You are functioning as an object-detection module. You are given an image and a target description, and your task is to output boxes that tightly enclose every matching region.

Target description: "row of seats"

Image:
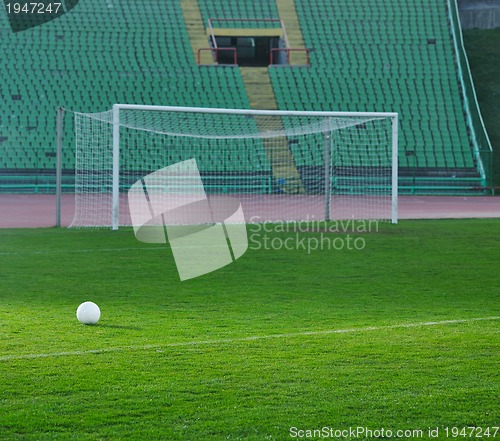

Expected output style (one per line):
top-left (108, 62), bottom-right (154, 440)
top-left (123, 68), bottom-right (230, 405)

top-left (270, 0), bottom-right (477, 174)
top-left (271, 66), bottom-right (473, 169)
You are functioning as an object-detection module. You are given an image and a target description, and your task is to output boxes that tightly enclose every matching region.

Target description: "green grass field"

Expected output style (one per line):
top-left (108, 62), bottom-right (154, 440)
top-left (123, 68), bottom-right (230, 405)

top-left (1, 220), bottom-right (499, 440)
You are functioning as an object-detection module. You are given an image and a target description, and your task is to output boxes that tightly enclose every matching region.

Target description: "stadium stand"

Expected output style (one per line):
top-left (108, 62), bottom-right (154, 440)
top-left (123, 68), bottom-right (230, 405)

top-left (0, 0), bottom-right (492, 193)
top-left (271, 0), bottom-right (486, 191)
top-left (0, 1), bottom-right (257, 191)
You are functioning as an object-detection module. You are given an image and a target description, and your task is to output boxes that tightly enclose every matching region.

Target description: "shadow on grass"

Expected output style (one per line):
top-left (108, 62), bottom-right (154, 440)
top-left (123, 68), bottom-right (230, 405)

top-left (94, 323), bottom-right (143, 331)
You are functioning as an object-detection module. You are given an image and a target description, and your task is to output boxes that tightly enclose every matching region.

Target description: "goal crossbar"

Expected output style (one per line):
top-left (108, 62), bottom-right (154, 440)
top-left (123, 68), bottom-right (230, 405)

top-left (113, 104), bottom-right (398, 119)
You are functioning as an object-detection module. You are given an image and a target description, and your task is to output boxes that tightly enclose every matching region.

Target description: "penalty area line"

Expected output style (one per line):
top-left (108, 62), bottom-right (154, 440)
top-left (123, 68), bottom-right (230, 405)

top-left (1, 316), bottom-right (498, 362)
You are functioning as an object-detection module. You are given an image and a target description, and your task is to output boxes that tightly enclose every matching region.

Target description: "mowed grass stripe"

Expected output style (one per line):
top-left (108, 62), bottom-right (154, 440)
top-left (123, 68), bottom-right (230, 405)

top-left (2, 316), bottom-right (497, 362)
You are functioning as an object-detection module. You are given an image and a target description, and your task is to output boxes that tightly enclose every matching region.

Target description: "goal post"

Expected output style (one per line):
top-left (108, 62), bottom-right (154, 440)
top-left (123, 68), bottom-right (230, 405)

top-left (69, 105), bottom-right (398, 228)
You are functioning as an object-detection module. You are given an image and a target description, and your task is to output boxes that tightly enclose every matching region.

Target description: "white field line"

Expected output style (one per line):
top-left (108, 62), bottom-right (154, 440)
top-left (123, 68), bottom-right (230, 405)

top-left (0, 244), bottom-right (238, 256)
top-left (1, 316), bottom-right (498, 362)
top-left (0, 246), bottom-right (167, 256)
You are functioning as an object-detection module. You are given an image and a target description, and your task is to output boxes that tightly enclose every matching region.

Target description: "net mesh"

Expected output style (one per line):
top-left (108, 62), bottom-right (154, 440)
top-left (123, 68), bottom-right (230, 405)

top-left (69, 107), bottom-right (396, 227)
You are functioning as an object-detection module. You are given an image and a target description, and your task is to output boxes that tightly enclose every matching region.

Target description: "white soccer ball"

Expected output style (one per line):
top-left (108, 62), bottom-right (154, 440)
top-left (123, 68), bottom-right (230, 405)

top-left (76, 301), bottom-right (101, 325)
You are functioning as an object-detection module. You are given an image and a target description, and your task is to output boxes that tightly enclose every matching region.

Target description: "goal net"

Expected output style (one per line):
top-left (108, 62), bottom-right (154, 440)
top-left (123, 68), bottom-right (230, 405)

top-left (68, 105), bottom-right (398, 228)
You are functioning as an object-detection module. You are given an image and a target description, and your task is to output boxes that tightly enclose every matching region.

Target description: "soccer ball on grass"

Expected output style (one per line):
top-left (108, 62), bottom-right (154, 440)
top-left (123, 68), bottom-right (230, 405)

top-left (76, 301), bottom-right (101, 325)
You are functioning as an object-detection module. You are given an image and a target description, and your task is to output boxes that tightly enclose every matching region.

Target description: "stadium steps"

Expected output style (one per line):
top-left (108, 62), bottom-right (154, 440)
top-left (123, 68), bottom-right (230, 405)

top-left (179, 0), bottom-right (208, 64)
top-left (240, 67), bottom-right (304, 194)
top-left (275, 0), bottom-right (309, 65)
top-left (261, 134), bottom-right (305, 194)
top-left (240, 67), bottom-right (277, 110)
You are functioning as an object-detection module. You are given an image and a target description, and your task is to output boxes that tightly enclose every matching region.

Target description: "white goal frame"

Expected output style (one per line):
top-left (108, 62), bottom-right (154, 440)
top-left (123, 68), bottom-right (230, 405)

top-left (62, 104), bottom-right (398, 228)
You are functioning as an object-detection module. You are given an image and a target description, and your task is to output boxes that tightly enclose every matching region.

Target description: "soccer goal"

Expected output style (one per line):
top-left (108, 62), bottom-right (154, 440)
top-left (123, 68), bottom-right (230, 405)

top-left (65, 105), bottom-right (398, 228)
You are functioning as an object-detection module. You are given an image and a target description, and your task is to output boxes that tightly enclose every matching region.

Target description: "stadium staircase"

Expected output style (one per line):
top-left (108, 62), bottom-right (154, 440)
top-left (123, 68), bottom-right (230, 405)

top-left (275, 0), bottom-right (309, 65)
top-left (240, 68), bottom-right (305, 194)
top-left (180, 0), bottom-right (208, 64)
top-left (193, 0), bottom-right (305, 193)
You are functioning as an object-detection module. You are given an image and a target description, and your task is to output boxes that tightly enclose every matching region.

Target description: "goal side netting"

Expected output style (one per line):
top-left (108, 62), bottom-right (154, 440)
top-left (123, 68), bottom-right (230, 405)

top-left (68, 105), bottom-right (398, 228)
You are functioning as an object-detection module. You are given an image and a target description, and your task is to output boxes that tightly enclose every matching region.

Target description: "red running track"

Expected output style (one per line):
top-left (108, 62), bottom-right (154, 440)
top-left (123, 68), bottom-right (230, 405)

top-left (0, 194), bottom-right (500, 228)
top-left (0, 194), bottom-right (498, 228)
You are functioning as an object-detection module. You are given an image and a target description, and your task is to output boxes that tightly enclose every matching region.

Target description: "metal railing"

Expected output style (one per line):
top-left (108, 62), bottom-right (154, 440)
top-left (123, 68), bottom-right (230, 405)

top-left (448, 0), bottom-right (494, 191)
top-left (270, 48), bottom-right (311, 66)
